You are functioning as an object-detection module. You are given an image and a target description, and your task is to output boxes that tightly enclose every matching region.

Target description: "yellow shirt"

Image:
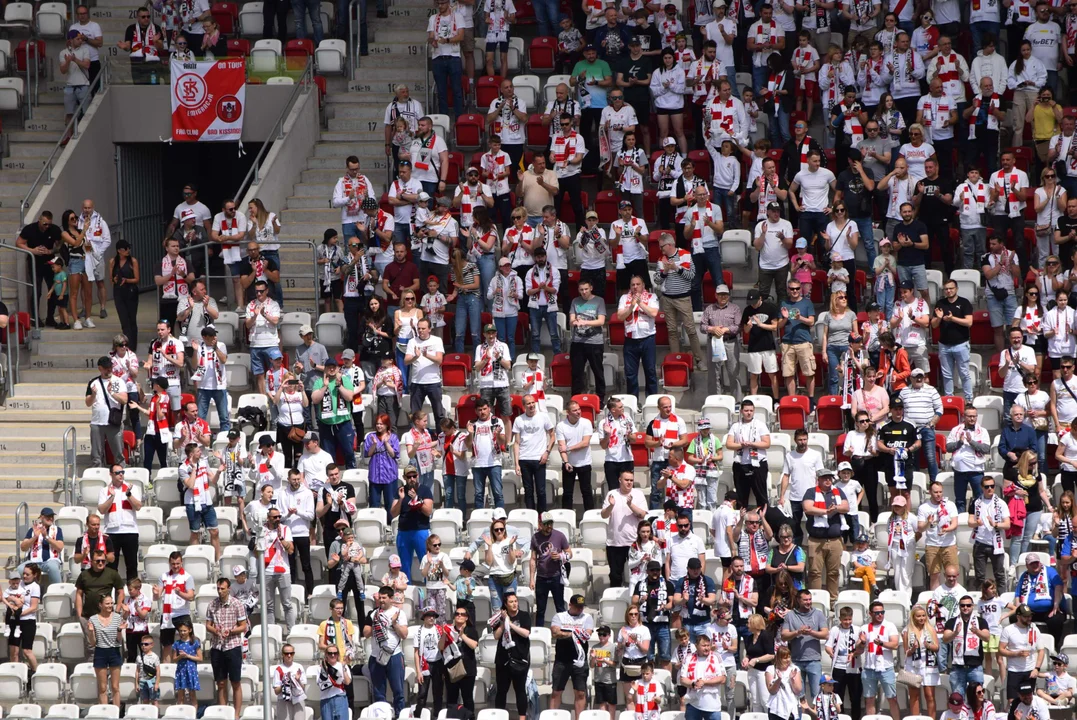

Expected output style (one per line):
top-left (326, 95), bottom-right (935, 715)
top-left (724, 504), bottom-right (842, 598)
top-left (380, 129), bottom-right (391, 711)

top-left (1033, 103), bottom-right (1059, 142)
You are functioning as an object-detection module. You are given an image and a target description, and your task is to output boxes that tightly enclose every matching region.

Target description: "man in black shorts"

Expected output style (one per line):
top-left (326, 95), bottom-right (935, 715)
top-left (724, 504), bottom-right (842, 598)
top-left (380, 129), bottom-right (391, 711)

top-left (876, 399), bottom-right (920, 502)
top-left (549, 593), bottom-right (595, 717)
top-left (205, 577), bottom-right (248, 714)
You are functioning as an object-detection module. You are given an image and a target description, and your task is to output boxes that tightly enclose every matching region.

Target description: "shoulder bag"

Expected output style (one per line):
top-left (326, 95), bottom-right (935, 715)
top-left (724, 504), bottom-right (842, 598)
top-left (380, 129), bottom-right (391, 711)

top-left (100, 378), bottom-right (123, 427)
top-left (1026, 392), bottom-right (1049, 431)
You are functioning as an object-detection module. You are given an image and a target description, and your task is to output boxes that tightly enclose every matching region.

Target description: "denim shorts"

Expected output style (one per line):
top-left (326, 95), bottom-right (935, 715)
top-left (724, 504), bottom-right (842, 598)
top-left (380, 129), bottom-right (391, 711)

top-left (227, 261), bottom-right (245, 277)
top-left (93, 646), bottom-right (123, 669)
top-left (250, 345), bottom-right (283, 375)
top-left (986, 292), bottom-right (1017, 328)
top-left (896, 264), bottom-right (928, 291)
top-left (186, 503), bottom-right (219, 531)
top-left (486, 40), bottom-right (508, 51)
top-left (69, 256), bottom-right (85, 275)
top-left (862, 667), bottom-right (897, 698)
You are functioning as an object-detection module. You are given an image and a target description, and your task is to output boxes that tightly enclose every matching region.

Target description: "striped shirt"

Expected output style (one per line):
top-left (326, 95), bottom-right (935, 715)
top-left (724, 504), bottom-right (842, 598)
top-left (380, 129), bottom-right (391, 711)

top-left (657, 249), bottom-right (695, 298)
top-left (897, 384), bottom-right (943, 428)
top-left (455, 262), bottom-right (480, 296)
top-left (90, 612), bottom-right (123, 649)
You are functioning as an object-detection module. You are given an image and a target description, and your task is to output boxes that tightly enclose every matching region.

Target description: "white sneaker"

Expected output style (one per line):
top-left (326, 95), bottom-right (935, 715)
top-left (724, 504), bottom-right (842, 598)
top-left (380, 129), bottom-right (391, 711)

top-left (83, 317), bottom-right (96, 329)
top-left (235, 306), bottom-right (244, 314)
top-left (72, 320), bottom-right (82, 330)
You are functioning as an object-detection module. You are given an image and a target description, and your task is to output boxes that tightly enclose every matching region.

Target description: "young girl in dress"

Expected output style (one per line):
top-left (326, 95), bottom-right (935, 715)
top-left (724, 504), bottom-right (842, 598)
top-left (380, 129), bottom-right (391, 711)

top-left (172, 620), bottom-right (202, 707)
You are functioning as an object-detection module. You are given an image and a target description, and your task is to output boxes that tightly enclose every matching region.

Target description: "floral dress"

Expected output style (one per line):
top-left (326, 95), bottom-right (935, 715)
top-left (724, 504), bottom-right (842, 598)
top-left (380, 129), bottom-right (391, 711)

top-left (173, 638), bottom-right (201, 691)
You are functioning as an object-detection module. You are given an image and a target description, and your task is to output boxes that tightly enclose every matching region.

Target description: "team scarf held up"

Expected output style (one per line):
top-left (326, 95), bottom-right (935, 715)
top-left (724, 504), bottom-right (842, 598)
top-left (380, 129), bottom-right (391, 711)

top-left (960, 179), bottom-right (987, 214)
top-left (160, 255), bottom-right (189, 300)
top-left (182, 456), bottom-right (211, 512)
top-left (739, 527), bottom-right (770, 573)
top-left (191, 340), bottom-right (224, 386)
top-left (720, 572), bottom-right (754, 618)
top-left (811, 484), bottom-right (843, 528)
top-left (815, 692), bottom-right (840, 720)
top-left (160, 569), bottom-right (187, 629)
top-left (340, 175), bottom-right (368, 216)
top-left (79, 532), bottom-right (107, 569)
top-left (839, 101), bottom-right (864, 146)
top-left (948, 614), bottom-right (984, 660)
top-left (633, 681), bottom-right (661, 720)
top-left (691, 56), bottom-right (717, 105)
top-left (997, 169), bottom-right (1024, 218)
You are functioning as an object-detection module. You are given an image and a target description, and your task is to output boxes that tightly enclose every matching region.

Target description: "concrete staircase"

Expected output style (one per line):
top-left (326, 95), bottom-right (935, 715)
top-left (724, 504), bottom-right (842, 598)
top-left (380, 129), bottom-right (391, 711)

top-left (277, 1), bottom-right (431, 312)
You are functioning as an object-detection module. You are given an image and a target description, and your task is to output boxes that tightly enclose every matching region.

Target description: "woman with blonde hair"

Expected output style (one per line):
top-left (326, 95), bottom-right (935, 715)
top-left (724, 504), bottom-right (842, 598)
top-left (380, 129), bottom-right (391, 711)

top-left (765, 646), bottom-right (802, 720)
top-left (617, 604), bottom-right (652, 701)
top-left (742, 612), bottom-right (774, 712)
top-left (1010, 449), bottom-right (1054, 563)
top-left (1053, 490), bottom-right (1077, 574)
top-left (821, 286), bottom-right (856, 395)
top-left (902, 603), bottom-right (940, 715)
top-left (247, 198), bottom-right (282, 278)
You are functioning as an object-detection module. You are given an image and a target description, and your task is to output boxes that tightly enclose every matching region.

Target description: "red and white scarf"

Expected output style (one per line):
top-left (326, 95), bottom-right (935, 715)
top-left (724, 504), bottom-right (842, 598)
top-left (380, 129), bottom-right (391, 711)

top-left (340, 175), bottom-right (368, 216)
top-left (866, 621), bottom-right (889, 656)
top-left (839, 101), bottom-right (863, 146)
top-left (960, 180), bottom-right (987, 213)
top-left (193, 340), bottom-right (224, 385)
top-left (552, 132), bottom-right (577, 164)
top-left (106, 483), bottom-right (132, 515)
top-left (524, 370), bottom-right (546, 402)
top-left (760, 70), bottom-right (785, 103)
top-left (683, 651), bottom-right (720, 683)
top-left (183, 458), bottom-right (210, 511)
top-left (505, 225), bottom-right (535, 265)
top-left (692, 58), bottom-right (717, 104)
top-left (754, 20), bottom-right (776, 48)
top-left (218, 215), bottom-right (241, 249)
top-left (934, 52), bottom-right (959, 87)
top-left (625, 290), bottom-right (655, 336)
top-left (160, 255), bottom-right (188, 300)
top-left (921, 95), bottom-right (951, 136)
top-left (633, 681), bottom-right (661, 720)
top-left (263, 526), bottom-right (290, 574)
top-left (756, 176), bottom-right (778, 218)
top-left (666, 462), bottom-right (696, 508)
top-left (822, 64), bottom-right (841, 112)
top-left (690, 204), bottom-right (715, 253)
top-left (996, 170), bottom-right (1023, 217)
top-left (793, 47), bottom-right (814, 89)
top-left (710, 97), bottom-right (737, 136)
top-left (131, 22), bottom-right (159, 60)
top-left (950, 615), bottom-right (984, 660)
top-left (652, 413), bottom-right (681, 450)
top-left (529, 264), bottom-right (555, 307)
top-left (160, 570), bottom-right (187, 628)
top-left (799, 139), bottom-right (812, 173)
top-left (80, 532), bottom-right (107, 569)
top-left (887, 514), bottom-right (912, 556)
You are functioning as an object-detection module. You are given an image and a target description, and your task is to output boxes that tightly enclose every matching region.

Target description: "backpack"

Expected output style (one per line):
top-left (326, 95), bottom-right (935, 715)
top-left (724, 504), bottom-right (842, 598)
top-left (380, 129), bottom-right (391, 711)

top-left (236, 405), bottom-right (268, 433)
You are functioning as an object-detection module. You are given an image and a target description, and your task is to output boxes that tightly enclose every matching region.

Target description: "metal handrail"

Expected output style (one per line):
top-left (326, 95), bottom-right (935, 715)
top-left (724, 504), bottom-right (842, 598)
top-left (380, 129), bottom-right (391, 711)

top-left (163, 239), bottom-right (324, 321)
top-left (19, 61), bottom-right (109, 226)
top-left (12, 502), bottom-right (28, 566)
top-left (62, 425), bottom-right (76, 506)
top-left (232, 58), bottom-right (312, 207)
top-left (0, 241), bottom-right (40, 396)
top-left (347, 0), bottom-right (360, 78)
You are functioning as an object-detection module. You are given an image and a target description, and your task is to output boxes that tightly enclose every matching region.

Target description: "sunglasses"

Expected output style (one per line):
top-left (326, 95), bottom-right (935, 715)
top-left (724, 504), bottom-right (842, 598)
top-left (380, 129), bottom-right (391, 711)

top-left (430, 542), bottom-right (441, 548)
top-left (833, 208), bottom-right (846, 213)
top-left (1045, 174), bottom-right (1057, 178)
top-left (283, 651), bottom-right (295, 656)
top-left (677, 523), bottom-right (690, 529)
top-left (959, 604), bottom-right (973, 608)
top-left (746, 520), bottom-right (760, 525)
top-left (1028, 292), bottom-right (1039, 296)
top-left (112, 470), bottom-right (125, 475)
top-left (983, 484), bottom-right (995, 489)
top-left (493, 527), bottom-right (505, 532)
top-left (455, 611), bottom-right (468, 616)
top-left (141, 642), bottom-right (153, 646)
top-left (857, 419), bottom-right (870, 424)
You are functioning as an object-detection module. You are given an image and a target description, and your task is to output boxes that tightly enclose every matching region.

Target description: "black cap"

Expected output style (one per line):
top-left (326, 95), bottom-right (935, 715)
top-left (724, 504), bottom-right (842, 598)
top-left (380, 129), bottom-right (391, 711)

top-left (900, 279), bottom-right (915, 290)
top-left (227, 429), bottom-right (242, 440)
top-left (866, 301), bottom-right (880, 312)
top-left (746, 289), bottom-right (761, 302)
top-left (201, 325), bottom-right (218, 337)
top-left (687, 558), bottom-right (702, 570)
top-left (1018, 681), bottom-right (1034, 693)
top-left (891, 398), bottom-right (904, 408)
top-left (646, 560), bottom-right (661, 571)
top-left (324, 356), bottom-right (338, 366)
top-left (459, 559), bottom-right (476, 573)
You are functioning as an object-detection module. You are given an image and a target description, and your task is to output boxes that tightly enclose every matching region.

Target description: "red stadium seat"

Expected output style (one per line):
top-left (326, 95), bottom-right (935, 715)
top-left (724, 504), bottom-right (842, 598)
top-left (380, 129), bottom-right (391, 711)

top-left (566, 271), bottom-right (581, 302)
top-left (605, 271), bottom-right (617, 304)
top-left (572, 394), bottom-right (601, 423)
top-left (212, 1), bottom-right (239, 34)
top-left (989, 353), bottom-right (1002, 390)
top-left (227, 38), bottom-right (250, 57)
top-left (608, 319), bottom-right (625, 346)
top-left (510, 394), bottom-right (526, 422)
top-left (629, 431), bottom-right (650, 466)
top-left (767, 148), bottom-right (783, 164)
top-left (595, 190), bottom-right (619, 223)
top-left (526, 114), bottom-right (549, 150)
top-left (559, 191), bottom-right (588, 224)
top-left (528, 37), bottom-right (556, 71)
top-left (662, 354), bottom-right (693, 390)
top-left (687, 150), bottom-right (711, 184)
top-left (643, 189), bottom-right (658, 223)
top-left (917, 432), bottom-right (946, 470)
top-left (654, 313), bottom-right (669, 345)
top-left (515, 0), bottom-right (536, 23)
top-left (835, 433), bottom-right (850, 464)
top-left (15, 40), bottom-right (45, 73)
top-left (312, 75), bottom-right (326, 107)
top-left (285, 38), bottom-right (314, 56)
top-left (648, 230), bottom-right (664, 263)
top-left (551, 353), bottom-right (572, 390)
top-left (971, 311), bottom-right (993, 345)
top-left (778, 396), bottom-right (810, 430)
top-left (456, 393), bottom-right (481, 426)
top-left (442, 353), bottom-right (473, 388)
top-left (939, 396), bottom-right (965, 431)
top-left (445, 151), bottom-right (465, 186)
top-left (1009, 146), bottom-right (1032, 173)
top-left (454, 114), bottom-right (485, 151)
top-left (181, 393), bottom-right (196, 408)
top-left (816, 395), bottom-right (846, 432)
top-left (476, 75), bottom-right (503, 109)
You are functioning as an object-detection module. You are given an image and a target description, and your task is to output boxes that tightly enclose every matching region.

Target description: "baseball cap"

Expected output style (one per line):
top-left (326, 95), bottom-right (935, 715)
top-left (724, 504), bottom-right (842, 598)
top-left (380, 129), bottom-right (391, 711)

top-left (712, 0), bottom-right (726, 7)
top-left (879, 237), bottom-right (892, 245)
top-left (423, 608), bottom-right (439, 618)
top-left (465, 166), bottom-right (479, 176)
top-left (527, 353), bottom-right (541, 362)
top-left (7, 571), bottom-right (19, 581)
top-left (324, 356), bottom-right (338, 367)
top-left (227, 429), bottom-right (242, 440)
top-left (891, 496), bottom-right (907, 507)
top-left (389, 555), bottom-right (402, 568)
top-left (498, 257), bottom-right (512, 266)
top-left (867, 301), bottom-right (881, 311)
top-left (1052, 652), bottom-right (1070, 665)
top-left (259, 435), bottom-right (276, 446)
top-left (817, 468), bottom-right (836, 478)
top-left (304, 431), bottom-right (320, 443)
top-left (628, 37), bottom-right (641, 45)
top-left (821, 675), bottom-right (835, 686)
top-left (1015, 603), bottom-right (1034, 616)
top-left (795, 237), bottom-right (807, 248)
top-left (585, 210), bottom-right (599, 220)
top-left (483, 323), bottom-right (498, 333)
top-left (837, 461), bottom-right (852, 472)
top-left (583, 44), bottom-right (597, 52)
top-left (1026, 553), bottom-right (1043, 565)
top-left (233, 566), bottom-right (247, 578)
top-left (403, 464), bottom-right (419, 477)
top-left (948, 692), bottom-right (964, 706)
top-left (766, 201), bottom-right (781, 212)
top-left (890, 398), bottom-right (905, 408)
top-left (569, 593), bottom-right (586, 606)
top-left (664, 2), bottom-right (676, 9)
top-left (849, 334), bottom-right (863, 344)
top-left (900, 279), bottom-right (915, 290)
top-left (362, 197), bottom-right (379, 212)
top-left (646, 560), bottom-right (662, 571)
top-left (910, 368), bottom-right (926, 377)
top-left (663, 136), bottom-right (677, 146)
top-left (299, 324), bottom-right (314, 336)
top-left (715, 284), bottom-right (730, 295)
top-left (686, 558), bottom-right (702, 570)
top-left (1018, 681), bottom-right (1034, 694)
top-left (341, 349), bottom-right (356, 360)
top-left (341, 527), bottom-right (354, 537)
top-left (540, 511), bottom-right (554, 524)
top-left (619, 200), bottom-right (633, 209)
top-left (746, 289), bottom-right (761, 303)
top-left (67, 29), bottom-right (81, 39)
top-left (697, 417), bottom-right (711, 429)
top-left (180, 208), bottom-right (196, 221)
top-left (856, 532), bottom-right (869, 544)
top-left (436, 196), bottom-right (451, 208)
top-left (418, 191), bottom-right (431, 202)
top-left (597, 624), bottom-right (612, 635)
top-left (492, 508), bottom-right (508, 521)
top-left (201, 325), bottom-right (218, 337)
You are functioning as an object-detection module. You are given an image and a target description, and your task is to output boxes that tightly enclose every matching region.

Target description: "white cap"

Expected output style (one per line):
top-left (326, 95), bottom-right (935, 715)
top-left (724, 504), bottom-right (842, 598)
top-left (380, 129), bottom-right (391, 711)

top-left (663, 136), bottom-right (677, 146)
top-left (837, 461), bottom-right (853, 472)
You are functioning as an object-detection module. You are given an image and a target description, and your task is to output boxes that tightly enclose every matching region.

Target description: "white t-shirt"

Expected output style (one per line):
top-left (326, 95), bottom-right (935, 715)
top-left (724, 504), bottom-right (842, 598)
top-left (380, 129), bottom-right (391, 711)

top-left (1034, 186), bottom-right (1065, 231)
top-left (825, 220), bottom-right (857, 261)
top-left (680, 652), bottom-right (725, 712)
top-left (597, 413), bottom-right (636, 464)
top-left (387, 177), bottom-right (422, 229)
top-left (861, 620), bottom-right (899, 670)
top-left (409, 133), bottom-right (449, 185)
top-left (97, 484), bottom-right (141, 535)
top-left (999, 622), bottom-right (1041, 672)
top-left (427, 12), bottom-right (460, 58)
top-left (1000, 345), bottom-right (1037, 393)
top-left (87, 375), bottom-right (125, 426)
top-left (711, 502), bottom-right (739, 557)
top-left (513, 412), bottom-right (554, 461)
top-left (211, 212), bottom-right (248, 264)
top-left (668, 532), bottom-right (705, 578)
top-left (727, 418), bottom-right (770, 466)
top-left (556, 418), bottom-right (594, 467)
top-left (174, 201), bottom-right (211, 227)
top-left (70, 20), bottom-right (103, 61)
top-left (603, 488), bottom-right (648, 547)
top-left (792, 168), bottom-right (835, 212)
top-left (916, 499), bottom-right (958, 546)
top-left (470, 417), bottom-right (504, 468)
top-left (755, 218), bottom-right (794, 270)
top-left (971, 496), bottom-right (1010, 549)
top-left (837, 478), bottom-right (863, 515)
top-left (488, 97), bottom-right (527, 145)
top-left (158, 569), bottom-right (194, 618)
top-left (1026, 21), bottom-right (1062, 72)
top-left (899, 142), bottom-right (936, 183)
top-left (782, 449), bottom-right (826, 500)
top-left (406, 336), bottom-right (444, 385)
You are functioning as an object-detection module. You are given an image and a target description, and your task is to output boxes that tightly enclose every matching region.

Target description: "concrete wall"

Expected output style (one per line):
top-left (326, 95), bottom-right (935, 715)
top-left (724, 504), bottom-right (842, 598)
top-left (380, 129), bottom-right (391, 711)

top-left (239, 86), bottom-right (318, 210)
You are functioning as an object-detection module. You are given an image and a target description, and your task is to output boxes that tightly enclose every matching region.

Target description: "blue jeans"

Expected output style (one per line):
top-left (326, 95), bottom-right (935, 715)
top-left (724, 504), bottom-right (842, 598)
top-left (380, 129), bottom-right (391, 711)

top-left (953, 471), bottom-right (983, 513)
top-left (624, 335), bottom-right (657, 398)
top-left (369, 653), bottom-right (406, 715)
top-left (250, 345), bottom-right (282, 376)
top-left (196, 388), bottom-right (230, 432)
top-left (432, 56), bottom-right (464, 118)
top-left (395, 528), bottom-right (429, 582)
top-left (487, 574), bottom-right (517, 611)
top-left (799, 211), bottom-right (829, 249)
top-left (948, 663), bottom-right (983, 702)
top-left (1034, 430), bottom-right (1048, 471)
top-left (969, 22), bottom-right (999, 56)
top-left (531, 0), bottom-right (558, 36)
top-left (826, 344), bottom-right (848, 395)
top-left (795, 659), bottom-right (822, 700)
top-left (649, 460), bottom-right (669, 510)
top-left (445, 474), bottom-right (467, 512)
top-left (342, 222), bottom-right (362, 245)
top-left (876, 283), bottom-right (895, 318)
top-left (317, 420), bottom-right (356, 469)
top-left (473, 465), bottom-right (504, 508)
top-left (477, 254), bottom-right (496, 311)
top-left (691, 246), bottom-right (723, 312)
top-left (320, 693), bottom-right (350, 720)
top-left (685, 707), bottom-right (720, 720)
top-left (918, 425), bottom-right (939, 481)
top-left (370, 481), bottom-right (397, 516)
top-left (647, 622), bottom-right (672, 661)
top-left (1010, 509), bottom-right (1043, 563)
top-left (291, 0), bottom-right (323, 44)
top-left (772, 106), bottom-right (791, 146)
top-left (854, 216), bottom-right (876, 269)
top-left (938, 341), bottom-right (972, 402)
top-left (713, 188), bottom-right (737, 229)
top-left (395, 344), bottom-right (409, 394)
top-left (19, 558), bottom-right (61, 585)
top-left (495, 315), bottom-right (517, 360)
top-left (724, 66), bottom-right (739, 98)
top-left (529, 305), bottom-right (561, 353)
top-left (752, 65), bottom-right (768, 94)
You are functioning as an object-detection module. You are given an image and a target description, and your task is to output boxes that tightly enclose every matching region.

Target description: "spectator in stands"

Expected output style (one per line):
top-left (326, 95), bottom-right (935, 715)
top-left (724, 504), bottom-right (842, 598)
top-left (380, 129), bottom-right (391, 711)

top-left (409, 118), bottom-right (451, 199)
top-left (939, 594), bottom-right (990, 703)
top-left (155, 238), bottom-right (192, 334)
top-left (75, 199), bottom-right (110, 324)
top-left (781, 588), bottom-right (828, 700)
top-left (310, 358), bottom-right (357, 470)
top-left (983, 239), bottom-right (1024, 352)
top-left (1013, 552), bottom-right (1067, 646)
top-left (16, 211), bottom-right (61, 329)
top-left (316, 465), bottom-right (356, 552)
top-left (618, 274), bottom-right (660, 399)
top-left (567, 278), bottom-right (606, 401)
top-left (948, 407), bottom-right (993, 514)
top-left (383, 86), bottom-right (424, 169)
top-left (802, 468), bottom-right (848, 601)
top-left (192, 325), bottom-right (229, 432)
top-left (932, 279), bottom-right (975, 402)
top-left (404, 318), bottom-right (445, 429)
top-left (281, 469), bottom-right (316, 598)
top-left (205, 577), bottom-right (247, 716)
top-left (970, 474), bottom-right (1010, 590)
top-left (916, 480), bottom-right (959, 589)
top-left (513, 394), bottom-right (556, 513)
top-left (271, 378), bottom-right (306, 469)
top-left (530, 513), bottom-right (572, 626)
top-left (87, 592), bottom-right (123, 707)
top-left (207, 199), bottom-right (247, 306)
top-left (242, 485), bottom-right (275, 554)
top-left (239, 240), bottom-right (281, 309)
top-left (174, 401), bottom-right (211, 451)
top-left (631, 557), bottom-right (674, 665)
top-left (366, 585), bottom-right (408, 715)
top-left (259, 506), bottom-right (296, 632)
top-left (469, 397), bottom-right (508, 508)
top-left (392, 466), bottom-right (433, 582)
top-left (777, 279), bottom-right (817, 399)
top-left (76, 547), bottom-right (123, 634)
top-left (93, 472), bottom-right (138, 573)
top-left (1001, 602), bottom-right (1048, 706)
top-left (381, 241), bottom-right (420, 323)
top-left (492, 591), bottom-right (531, 720)
top-left (899, 367), bottom-right (943, 481)
top-left (86, 356), bottom-right (127, 468)
top-left (727, 399), bottom-right (772, 509)
top-left (170, 210), bottom-right (209, 280)
top-left (6, 564), bottom-right (40, 671)
top-left (331, 156), bottom-right (376, 248)
top-left (859, 600), bottom-right (900, 717)
top-left (556, 400), bottom-right (594, 510)
top-left (699, 284), bottom-right (741, 396)
top-left (597, 398), bottom-right (636, 493)
top-left (19, 508), bottom-right (63, 585)
top-left (1000, 328), bottom-right (1039, 417)
top-left (777, 430), bottom-right (826, 546)
top-left (675, 556), bottom-right (716, 640)
top-left (427, 1), bottom-right (464, 118)
top-left (272, 643), bottom-right (306, 720)
top-left (364, 416), bottom-right (400, 515)
top-left (179, 443), bottom-right (222, 559)
top-left (245, 279), bottom-right (282, 397)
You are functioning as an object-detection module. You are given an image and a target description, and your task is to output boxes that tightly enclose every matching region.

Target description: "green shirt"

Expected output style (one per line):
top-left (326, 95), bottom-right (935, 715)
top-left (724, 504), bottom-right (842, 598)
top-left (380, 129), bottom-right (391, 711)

top-left (688, 434), bottom-right (723, 468)
top-left (312, 374), bottom-right (354, 425)
top-left (570, 59), bottom-right (612, 109)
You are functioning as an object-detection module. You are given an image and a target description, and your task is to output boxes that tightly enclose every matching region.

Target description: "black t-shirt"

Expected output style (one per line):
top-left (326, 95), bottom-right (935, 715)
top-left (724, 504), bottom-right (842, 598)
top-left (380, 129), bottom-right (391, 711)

top-left (396, 484), bottom-right (434, 532)
top-left (802, 486), bottom-right (848, 538)
top-left (494, 609), bottom-right (531, 663)
top-left (836, 167), bottom-right (876, 218)
top-left (19, 222), bottom-right (61, 265)
top-left (1057, 215), bottom-right (1077, 270)
top-left (632, 577), bottom-right (674, 624)
top-left (877, 420), bottom-right (918, 477)
top-left (741, 301), bottom-right (779, 353)
top-left (915, 176), bottom-right (954, 223)
top-left (237, 255), bottom-right (280, 301)
top-left (75, 535), bottom-right (117, 559)
top-left (317, 482), bottom-right (356, 530)
top-left (617, 55), bottom-right (653, 107)
top-left (943, 613), bottom-right (987, 667)
top-left (934, 296), bottom-right (973, 347)
top-left (891, 220), bottom-right (929, 267)
top-left (630, 24), bottom-right (662, 54)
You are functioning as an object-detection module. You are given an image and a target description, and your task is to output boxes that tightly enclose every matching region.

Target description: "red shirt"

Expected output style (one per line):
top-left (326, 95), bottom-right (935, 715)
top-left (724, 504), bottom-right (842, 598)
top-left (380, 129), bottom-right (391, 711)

top-left (382, 259), bottom-right (420, 299)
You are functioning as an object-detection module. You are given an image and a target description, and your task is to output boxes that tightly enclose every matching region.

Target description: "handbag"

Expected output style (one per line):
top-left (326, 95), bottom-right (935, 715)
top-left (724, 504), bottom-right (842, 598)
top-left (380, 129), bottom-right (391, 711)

top-left (100, 379), bottom-right (123, 427)
top-left (1026, 393), bottom-right (1049, 430)
top-left (621, 657), bottom-right (643, 677)
top-left (287, 425), bottom-right (307, 443)
top-left (507, 655), bottom-right (529, 674)
top-left (897, 666), bottom-right (922, 689)
top-left (445, 657), bottom-right (468, 682)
